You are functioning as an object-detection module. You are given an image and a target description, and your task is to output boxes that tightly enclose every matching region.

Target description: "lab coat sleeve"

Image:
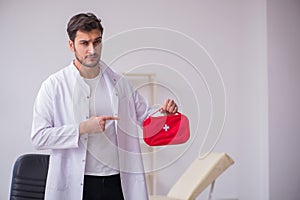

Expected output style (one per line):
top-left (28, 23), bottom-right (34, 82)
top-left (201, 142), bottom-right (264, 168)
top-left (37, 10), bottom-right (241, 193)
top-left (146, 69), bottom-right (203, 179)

top-left (132, 88), bottom-right (156, 127)
top-left (31, 80), bottom-right (80, 150)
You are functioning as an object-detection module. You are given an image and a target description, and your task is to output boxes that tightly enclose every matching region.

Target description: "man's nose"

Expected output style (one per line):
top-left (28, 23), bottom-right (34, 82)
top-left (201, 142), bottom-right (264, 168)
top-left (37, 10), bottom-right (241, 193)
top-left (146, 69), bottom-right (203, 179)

top-left (87, 44), bottom-right (95, 54)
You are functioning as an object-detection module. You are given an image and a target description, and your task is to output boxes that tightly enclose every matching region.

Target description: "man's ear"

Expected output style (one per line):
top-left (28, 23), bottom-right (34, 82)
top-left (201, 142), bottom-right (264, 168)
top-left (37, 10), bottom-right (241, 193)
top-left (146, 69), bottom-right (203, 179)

top-left (68, 40), bottom-right (75, 52)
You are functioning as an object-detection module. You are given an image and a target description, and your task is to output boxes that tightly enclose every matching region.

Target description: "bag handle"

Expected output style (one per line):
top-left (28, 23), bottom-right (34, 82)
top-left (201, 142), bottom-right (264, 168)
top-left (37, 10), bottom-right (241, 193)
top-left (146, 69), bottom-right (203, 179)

top-left (149, 108), bottom-right (161, 116)
top-left (148, 107), bottom-right (180, 117)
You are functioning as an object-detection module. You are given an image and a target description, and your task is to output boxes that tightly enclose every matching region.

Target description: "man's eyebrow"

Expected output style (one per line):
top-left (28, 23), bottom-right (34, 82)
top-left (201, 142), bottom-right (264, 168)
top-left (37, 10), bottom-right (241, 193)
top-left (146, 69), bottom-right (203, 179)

top-left (79, 36), bottom-right (102, 43)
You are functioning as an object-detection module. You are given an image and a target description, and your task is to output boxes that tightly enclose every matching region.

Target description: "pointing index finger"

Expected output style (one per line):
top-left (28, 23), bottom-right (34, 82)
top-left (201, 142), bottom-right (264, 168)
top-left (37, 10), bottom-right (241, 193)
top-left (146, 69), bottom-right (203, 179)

top-left (101, 116), bottom-right (120, 121)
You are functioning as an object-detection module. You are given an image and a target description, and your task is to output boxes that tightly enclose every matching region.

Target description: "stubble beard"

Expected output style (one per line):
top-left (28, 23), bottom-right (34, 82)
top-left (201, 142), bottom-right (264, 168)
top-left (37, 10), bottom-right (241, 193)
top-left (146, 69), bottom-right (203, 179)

top-left (74, 48), bottom-right (101, 68)
top-left (76, 55), bottom-right (99, 68)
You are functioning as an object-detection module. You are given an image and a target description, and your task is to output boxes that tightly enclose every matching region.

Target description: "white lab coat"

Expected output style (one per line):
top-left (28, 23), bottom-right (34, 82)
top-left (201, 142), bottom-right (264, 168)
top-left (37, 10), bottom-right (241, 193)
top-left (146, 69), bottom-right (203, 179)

top-left (31, 61), bottom-right (150, 200)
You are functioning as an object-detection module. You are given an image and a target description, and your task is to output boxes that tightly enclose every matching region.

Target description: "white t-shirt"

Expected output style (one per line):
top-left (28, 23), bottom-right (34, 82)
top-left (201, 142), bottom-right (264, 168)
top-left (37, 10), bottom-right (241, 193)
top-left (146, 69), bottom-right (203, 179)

top-left (83, 72), bottom-right (120, 176)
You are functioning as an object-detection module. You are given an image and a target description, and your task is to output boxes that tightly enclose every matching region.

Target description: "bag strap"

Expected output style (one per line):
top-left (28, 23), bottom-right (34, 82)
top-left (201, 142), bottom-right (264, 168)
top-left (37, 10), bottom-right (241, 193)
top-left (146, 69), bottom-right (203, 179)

top-left (148, 107), bottom-right (180, 117)
top-left (149, 108), bottom-right (162, 116)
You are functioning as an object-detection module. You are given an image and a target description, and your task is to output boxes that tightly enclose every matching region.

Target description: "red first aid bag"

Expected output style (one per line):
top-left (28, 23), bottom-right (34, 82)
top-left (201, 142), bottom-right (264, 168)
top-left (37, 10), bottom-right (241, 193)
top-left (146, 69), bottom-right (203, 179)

top-left (143, 112), bottom-right (190, 146)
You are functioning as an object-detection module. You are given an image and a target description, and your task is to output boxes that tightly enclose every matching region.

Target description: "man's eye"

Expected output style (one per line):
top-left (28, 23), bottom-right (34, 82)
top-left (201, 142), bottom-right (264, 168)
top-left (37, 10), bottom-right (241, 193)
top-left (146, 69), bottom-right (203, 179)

top-left (80, 41), bottom-right (88, 46)
top-left (94, 40), bottom-right (101, 46)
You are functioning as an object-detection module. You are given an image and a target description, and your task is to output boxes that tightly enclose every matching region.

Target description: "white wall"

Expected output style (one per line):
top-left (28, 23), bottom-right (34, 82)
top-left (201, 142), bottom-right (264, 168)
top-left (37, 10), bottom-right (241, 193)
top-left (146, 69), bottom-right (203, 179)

top-left (0, 1), bottom-right (270, 199)
top-left (268, 0), bottom-right (300, 199)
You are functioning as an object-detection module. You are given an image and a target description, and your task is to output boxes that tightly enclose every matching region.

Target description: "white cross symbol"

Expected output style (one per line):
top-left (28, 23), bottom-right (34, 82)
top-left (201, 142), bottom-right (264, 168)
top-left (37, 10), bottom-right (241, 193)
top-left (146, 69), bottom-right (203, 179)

top-left (163, 124), bottom-right (170, 131)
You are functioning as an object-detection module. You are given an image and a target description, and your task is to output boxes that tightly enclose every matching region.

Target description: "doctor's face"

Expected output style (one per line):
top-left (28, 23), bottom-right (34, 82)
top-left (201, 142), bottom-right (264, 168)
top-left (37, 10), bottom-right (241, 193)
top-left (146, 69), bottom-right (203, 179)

top-left (69, 29), bottom-right (102, 68)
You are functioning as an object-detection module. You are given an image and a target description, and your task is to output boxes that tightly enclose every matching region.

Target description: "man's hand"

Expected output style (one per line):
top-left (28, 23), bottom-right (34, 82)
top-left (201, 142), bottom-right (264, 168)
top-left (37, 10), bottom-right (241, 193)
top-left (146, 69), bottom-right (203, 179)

top-left (160, 99), bottom-right (178, 114)
top-left (79, 116), bottom-right (119, 134)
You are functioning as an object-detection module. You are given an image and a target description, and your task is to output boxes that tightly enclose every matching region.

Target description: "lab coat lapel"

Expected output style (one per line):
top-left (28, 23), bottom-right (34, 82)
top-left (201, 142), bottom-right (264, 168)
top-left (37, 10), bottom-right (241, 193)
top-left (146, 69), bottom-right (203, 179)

top-left (102, 63), bottom-right (119, 121)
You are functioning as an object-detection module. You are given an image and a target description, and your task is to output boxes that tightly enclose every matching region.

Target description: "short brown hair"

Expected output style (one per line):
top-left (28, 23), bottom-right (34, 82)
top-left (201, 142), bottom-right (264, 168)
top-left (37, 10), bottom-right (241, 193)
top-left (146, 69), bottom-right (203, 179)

top-left (67, 13), bottom-right (104, 42)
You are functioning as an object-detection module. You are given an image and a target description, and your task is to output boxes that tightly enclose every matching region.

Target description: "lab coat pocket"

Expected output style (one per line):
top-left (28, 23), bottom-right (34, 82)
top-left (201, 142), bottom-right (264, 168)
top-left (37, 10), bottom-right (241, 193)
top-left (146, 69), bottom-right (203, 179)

top-left (47, 156), bottom-right (70, 191)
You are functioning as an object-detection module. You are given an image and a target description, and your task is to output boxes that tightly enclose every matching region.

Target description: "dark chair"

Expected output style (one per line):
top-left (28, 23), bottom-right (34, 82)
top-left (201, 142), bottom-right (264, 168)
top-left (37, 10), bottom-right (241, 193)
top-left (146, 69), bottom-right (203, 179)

top-left (10, 154), bottom-right (49, 200)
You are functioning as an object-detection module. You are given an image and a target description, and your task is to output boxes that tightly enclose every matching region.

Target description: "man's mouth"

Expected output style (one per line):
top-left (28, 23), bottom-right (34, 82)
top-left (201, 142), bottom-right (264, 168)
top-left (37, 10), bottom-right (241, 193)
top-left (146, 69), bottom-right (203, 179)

top-left (86, 54), bottom-right (98, 59)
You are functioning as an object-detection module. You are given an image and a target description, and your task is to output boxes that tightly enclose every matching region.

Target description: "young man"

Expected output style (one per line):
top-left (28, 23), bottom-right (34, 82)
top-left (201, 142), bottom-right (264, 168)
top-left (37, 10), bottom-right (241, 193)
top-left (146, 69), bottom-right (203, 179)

top-left (31, 13), bottom-right (178, 200)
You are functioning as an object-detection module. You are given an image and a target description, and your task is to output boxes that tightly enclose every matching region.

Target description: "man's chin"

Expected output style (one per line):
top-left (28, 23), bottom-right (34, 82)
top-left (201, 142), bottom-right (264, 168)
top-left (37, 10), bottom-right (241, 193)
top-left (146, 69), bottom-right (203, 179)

top-left (82, 61), bottom-right (100, 68)
top-left (84, 64), bottom-right (98, 68)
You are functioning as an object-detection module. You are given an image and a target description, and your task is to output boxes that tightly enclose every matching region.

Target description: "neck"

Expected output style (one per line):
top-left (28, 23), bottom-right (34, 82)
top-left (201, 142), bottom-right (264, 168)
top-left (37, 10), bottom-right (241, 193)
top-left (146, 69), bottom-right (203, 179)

top-left (73, 59), bottom-right (100, 79)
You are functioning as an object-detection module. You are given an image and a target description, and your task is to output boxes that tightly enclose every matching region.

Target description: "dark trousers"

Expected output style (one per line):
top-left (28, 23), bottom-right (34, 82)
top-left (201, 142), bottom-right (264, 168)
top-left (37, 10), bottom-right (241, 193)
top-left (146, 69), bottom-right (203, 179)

top-left (83, 174), bottom-right (124, 200)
